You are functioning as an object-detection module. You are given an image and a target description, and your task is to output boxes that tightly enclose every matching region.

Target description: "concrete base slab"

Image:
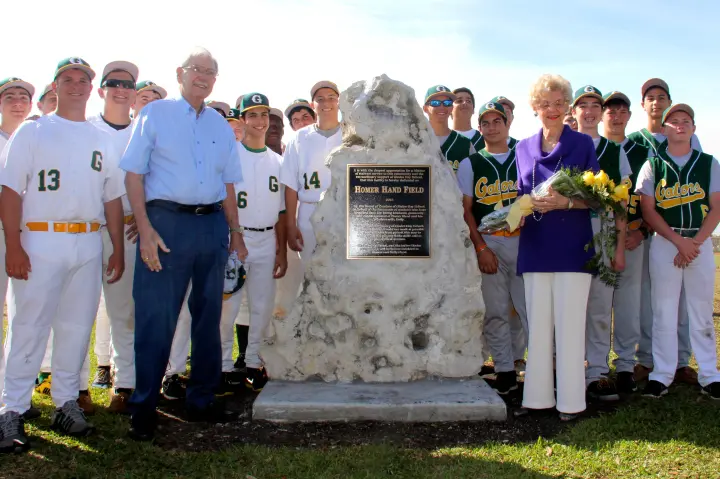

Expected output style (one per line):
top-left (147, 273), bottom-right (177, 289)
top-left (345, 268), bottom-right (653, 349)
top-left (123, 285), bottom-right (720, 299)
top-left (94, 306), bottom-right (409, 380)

top-left (253, 377), bottom-right (507, 422)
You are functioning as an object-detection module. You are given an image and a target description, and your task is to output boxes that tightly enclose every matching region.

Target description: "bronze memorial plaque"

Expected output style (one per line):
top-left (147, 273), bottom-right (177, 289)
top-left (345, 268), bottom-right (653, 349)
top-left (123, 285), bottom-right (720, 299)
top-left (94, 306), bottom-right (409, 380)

top-left (347, 164), bottom-right (431, 259)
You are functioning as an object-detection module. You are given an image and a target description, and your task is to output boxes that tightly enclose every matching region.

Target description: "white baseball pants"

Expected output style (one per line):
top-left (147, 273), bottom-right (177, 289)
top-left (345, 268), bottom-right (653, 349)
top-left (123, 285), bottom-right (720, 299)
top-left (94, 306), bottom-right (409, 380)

top-left (102, 227), bottom-right (137, 389)
top-left (0, 239), bottom-right (8, 390)
top-left (611, 240), bottom-right (644, 373)
top-left (0, 232), bottom-right (102, 413)
top-left (479, 235), bottom-right (526, 373)
top-left (522, 272), bottom-right (591, 414)
top-left (648, 235), bottom-right (720, 387)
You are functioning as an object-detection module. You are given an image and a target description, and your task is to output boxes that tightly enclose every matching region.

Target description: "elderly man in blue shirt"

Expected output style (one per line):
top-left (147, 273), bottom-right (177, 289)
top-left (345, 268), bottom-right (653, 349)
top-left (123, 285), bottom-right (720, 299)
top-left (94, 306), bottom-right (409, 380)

top-left (120, 47), bottom-right (247, 441)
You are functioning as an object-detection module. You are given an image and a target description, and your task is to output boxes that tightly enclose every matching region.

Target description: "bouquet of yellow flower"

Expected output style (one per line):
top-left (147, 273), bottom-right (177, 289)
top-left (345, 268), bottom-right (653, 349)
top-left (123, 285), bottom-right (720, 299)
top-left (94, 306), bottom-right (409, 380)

top-left (478, 168), bottom-right (628, 286)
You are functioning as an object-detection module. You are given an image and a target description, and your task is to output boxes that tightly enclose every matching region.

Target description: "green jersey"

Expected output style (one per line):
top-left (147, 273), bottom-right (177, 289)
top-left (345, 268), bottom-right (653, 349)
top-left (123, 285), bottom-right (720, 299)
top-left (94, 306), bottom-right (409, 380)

top-left (467, 148), bottom-right (518, 225)
top-left (468, 134), bottom-right (517, 155)
top-left (623, 139), bottom-right (650, 229)
top-left (651, 148), bottom-right (712, 231)
top-left (441, 130), bottom-right (473, 171)
top-left (628, 128), bottom-right (665, 156)
top-left (595, 137), bottom-right (623, 184)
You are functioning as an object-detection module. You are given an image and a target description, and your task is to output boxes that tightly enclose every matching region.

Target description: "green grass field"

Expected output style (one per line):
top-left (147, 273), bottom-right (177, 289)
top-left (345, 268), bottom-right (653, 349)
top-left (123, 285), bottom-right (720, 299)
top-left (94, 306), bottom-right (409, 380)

top-left (3, 287), bottom-right (720, 478)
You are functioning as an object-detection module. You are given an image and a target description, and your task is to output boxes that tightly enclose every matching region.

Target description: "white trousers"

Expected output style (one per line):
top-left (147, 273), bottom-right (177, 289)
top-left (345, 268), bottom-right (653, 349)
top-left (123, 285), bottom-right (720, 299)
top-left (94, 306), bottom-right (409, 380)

top-left (522, 272), bottom-right (591, 414)
top-left (0, 239), bottom-right (8, 390)
top-left (221, 230), bottom-right (277, 370)
top-left (479, 235), bottom-right (526, 373)
top-left (585, 274), bottom-right (614, 385)
top-left (510, 310), bottom-right (528, 361)
top-left (94, 296), bottom-right (112, 367)
top-left (101, 227), bottom-right (137, 388)
top-left (297, 202), bottom-right (318, 268)
top-left (1, 232), bottom-right (102, 413)
top-left (611, 241), bottom-right (644, 373)
top-left (648, 235), bottom-right (720, 387)
top-left (166, 285), bottom-right (192, 377)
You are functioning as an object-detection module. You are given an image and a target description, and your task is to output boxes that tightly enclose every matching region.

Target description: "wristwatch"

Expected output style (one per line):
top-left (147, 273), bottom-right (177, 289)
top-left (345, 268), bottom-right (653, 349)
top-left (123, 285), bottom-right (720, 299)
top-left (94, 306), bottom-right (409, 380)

top-left (230, 226), bottom-right (244, 235)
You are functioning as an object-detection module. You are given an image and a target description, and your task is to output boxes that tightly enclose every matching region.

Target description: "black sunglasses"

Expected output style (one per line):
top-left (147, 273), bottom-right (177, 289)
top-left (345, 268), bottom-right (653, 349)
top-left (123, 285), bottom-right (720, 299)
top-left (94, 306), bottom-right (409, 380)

top-left (428, 99), bottom-right (453, 107)
top-left (102, 79), bottom-right (136, 89)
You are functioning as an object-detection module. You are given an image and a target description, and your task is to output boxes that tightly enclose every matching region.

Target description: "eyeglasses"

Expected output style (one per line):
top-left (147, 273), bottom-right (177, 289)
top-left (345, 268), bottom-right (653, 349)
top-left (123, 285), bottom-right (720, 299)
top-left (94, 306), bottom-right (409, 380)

top-left (537, 99), bottom-right (567, 111)
top-left (428, 99), bottom-right (454, 107)
top-left (102, 79), bottom-right (136, 89)
top-left (183, 65), bottom-right (219, 77)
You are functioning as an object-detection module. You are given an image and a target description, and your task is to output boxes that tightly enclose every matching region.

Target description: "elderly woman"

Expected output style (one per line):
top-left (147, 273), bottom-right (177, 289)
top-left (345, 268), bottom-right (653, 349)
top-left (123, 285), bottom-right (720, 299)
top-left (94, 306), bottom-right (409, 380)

top-left (514, 74), bottom-right (600, 421)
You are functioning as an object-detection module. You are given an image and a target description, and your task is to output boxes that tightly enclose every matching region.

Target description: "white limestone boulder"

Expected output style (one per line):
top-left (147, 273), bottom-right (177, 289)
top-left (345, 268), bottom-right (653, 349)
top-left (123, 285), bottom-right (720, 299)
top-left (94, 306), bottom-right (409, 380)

top-left (261, 74), bottom-right (485, 382)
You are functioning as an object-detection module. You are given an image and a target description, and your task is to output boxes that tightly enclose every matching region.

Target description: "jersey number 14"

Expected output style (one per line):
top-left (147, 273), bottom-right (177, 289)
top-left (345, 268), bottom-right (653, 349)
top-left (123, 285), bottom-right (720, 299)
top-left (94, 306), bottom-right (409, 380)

top-left (303, 171), bottom-right (321, 190)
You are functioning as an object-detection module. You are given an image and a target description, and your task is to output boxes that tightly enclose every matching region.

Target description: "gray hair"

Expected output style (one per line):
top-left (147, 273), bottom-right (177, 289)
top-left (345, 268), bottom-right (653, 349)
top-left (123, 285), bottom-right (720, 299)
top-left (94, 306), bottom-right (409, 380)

top-left (180, 47), bottom-right (219, 72)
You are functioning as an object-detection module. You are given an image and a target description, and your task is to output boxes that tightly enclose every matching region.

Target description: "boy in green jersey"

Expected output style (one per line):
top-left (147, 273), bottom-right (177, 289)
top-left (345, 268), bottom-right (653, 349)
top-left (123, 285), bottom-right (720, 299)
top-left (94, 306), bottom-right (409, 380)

top-left (423, 85), bottom-right (473, 171)
top-left (636, 104), bottom-right (720, 400)
top-left (601, 91), bottom-right (650, 394)
top-left (572, 85), bottom-right (630, 401)
top-left (456, 102), bottom-right (526, 395)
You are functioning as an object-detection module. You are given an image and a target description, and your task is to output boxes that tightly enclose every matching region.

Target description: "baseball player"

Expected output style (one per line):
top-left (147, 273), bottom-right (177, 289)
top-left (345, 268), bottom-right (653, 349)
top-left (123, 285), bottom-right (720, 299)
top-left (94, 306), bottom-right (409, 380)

top-left (0, 77), bottom-right (35, 418)
top-left (207, 100), bottom-right (231, 118)
top-left (87, 60), bottom-right (140, 413)
top-left (219, 93), bottom-right (287, 392)
top-left (267, 107), bottom-right (285, 155)
top-left (285, 99), bottom-right (316, 132)
top-left (628, 78), bottom-right (700, 386)
top-left (36, 84), bottom-right (57, 116)
top-left (564, 112), bottom-right (578, 131)
top-left (281, 80), bottom-right (342, 270)
top-left (452, 87), bottom-right (483, 149)
top-left (456, 102), bottom-right (527, 395)
top-left (602, 91), bottom-right (651, 394)
top-left (227, 108), bottom-right (245, 141)
top-left (132, 80), bottom-right (167, 118)
top-left (636, 104), bottom-right (720, 400)
top-left (0, 57), bottom-right (125, 453)
top-left (423, 85), bottom-right (473, 171)
top-left (488, 95), bottom-right (525, 372)
top-left (572, 85), bottom-right (629, 401)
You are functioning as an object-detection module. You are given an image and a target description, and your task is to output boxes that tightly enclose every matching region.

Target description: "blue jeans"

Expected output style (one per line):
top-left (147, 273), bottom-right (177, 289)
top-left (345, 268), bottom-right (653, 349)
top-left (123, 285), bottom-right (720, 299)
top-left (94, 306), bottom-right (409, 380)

top-left (129, 204), bottom-right (228, 417)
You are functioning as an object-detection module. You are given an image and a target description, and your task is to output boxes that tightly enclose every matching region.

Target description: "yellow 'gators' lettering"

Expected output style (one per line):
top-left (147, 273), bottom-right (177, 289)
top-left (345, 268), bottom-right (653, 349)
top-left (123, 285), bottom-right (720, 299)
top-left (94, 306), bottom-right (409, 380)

top-left (655, 181), bottom-right (705, 209)
top-left (474, 177), bottom-right (517, 205)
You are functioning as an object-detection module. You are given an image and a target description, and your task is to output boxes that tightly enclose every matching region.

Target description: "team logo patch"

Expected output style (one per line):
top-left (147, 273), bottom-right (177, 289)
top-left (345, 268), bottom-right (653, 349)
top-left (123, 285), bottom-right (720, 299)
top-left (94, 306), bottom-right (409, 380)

top-left (485, 102), bottom-right (495, 110)
top-left (146, 81), bottom-right (155, 86)
top-left (584, 85), bottom-right (595, 93)
top-left (252, 94), bottom-right (262, 104)
top-left (69, 57), bottom-right (84, 65)
top-left (436, 86), bottom-right (449, 92)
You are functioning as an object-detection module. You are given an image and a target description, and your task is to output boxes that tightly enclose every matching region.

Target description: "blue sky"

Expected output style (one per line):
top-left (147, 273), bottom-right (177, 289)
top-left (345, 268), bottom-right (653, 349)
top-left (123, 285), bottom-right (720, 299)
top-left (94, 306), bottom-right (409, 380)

top-left (2, 0), bottom-right (718, 155)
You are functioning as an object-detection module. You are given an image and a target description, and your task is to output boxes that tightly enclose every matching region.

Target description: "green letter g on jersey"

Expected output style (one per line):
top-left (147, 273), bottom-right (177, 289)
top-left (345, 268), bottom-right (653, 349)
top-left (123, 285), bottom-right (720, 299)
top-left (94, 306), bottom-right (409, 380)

top-left (91, 151), bottom-right (103, 172)
top-left (269, 176), bottom-right (279, 192)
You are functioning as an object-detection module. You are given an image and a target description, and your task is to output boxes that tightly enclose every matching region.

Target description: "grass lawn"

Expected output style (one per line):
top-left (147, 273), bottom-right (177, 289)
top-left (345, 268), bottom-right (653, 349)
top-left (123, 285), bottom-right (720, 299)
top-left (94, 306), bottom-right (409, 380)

top-left (3, 277), bottom-right (720, 478)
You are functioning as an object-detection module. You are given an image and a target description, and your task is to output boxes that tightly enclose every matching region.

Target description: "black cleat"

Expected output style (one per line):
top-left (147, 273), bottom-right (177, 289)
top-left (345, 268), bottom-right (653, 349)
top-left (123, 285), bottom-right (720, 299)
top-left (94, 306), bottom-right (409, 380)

top-left (51, 400), bottom-right (95, 437)
top-left (587, 378), bottom-right (620, 402)
top-left (616, 371), bottom-right (637, 394)
top-left (701, 382), bottom-right (720, 400)
top-left (91, 366), bottom-right (112, 389)
top-left (478, 364), bottom-right (496, 379)
top-left (244, 367), bottom-right (269, 392)
top-left (162, 374), bottom-right (186, 401)
top-left (642, 380), bottom-right (668, 399)
top-left (0, 412), bottom-right (30, 454)
top-left (493, 371), bottom-right (519, 395)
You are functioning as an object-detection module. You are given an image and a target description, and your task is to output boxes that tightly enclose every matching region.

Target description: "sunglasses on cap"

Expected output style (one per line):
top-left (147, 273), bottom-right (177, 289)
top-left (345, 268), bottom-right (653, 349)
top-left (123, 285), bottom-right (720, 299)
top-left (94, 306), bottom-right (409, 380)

top-left (428, 99), bottom-right (453, 107)
top-left (102, 79), bottom-right (136, 90)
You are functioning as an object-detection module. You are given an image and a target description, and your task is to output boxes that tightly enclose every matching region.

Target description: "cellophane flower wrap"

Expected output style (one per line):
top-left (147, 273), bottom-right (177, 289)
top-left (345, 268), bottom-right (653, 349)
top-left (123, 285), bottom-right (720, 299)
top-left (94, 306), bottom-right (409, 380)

top-left (478, 168), bottom-right (628, 287)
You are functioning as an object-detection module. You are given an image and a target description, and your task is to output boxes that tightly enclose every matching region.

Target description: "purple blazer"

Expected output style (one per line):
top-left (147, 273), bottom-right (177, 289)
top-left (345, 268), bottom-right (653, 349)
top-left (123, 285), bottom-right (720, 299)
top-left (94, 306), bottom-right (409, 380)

top-left (515, 125), bottom-right (600, 274)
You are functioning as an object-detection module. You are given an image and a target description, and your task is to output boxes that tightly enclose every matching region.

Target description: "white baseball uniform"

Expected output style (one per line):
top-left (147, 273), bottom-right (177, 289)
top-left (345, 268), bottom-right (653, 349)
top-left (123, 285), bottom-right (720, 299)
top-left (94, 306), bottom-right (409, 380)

top-left (220, 144), bottom-right (284, 370)
top-left (0, 132), bottom-right (10, 390)
top-left (635, 149), bottom-right (720, 387)
top-left (280, 124), bottom-right (341, 268)
top-left (87, 114), bottom-right (137, 389)
top-left (0, 114), bottom-right (124, 413)
top-left (585, 137), bottom-right (632, 386)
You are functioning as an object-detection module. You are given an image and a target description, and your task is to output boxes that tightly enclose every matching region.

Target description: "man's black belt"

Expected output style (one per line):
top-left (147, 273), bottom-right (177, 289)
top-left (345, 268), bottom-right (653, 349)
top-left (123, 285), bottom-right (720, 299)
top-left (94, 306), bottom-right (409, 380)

top-left (147, 199), bottom-right (223, 216)
top-left (243, 225), bottom-right (274, 232)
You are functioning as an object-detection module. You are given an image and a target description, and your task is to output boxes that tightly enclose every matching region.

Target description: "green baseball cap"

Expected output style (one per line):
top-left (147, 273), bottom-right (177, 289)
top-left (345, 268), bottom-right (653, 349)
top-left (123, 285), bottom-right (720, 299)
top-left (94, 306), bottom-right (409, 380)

top-left (135, 80), bottom-right (167, 99)
top-left (38, 83), bottom-right (54, 101)
top-left (477, 101), bottom-right (506, 122)
top-left (0, 77), bottom-right (35, 99)
top-left (452, 87), bottom-right (475, 106)
top-left (490, 95), bottom-right (515, 111)
top-left (572, 85), bottom-right (603, 107)
top-left (425, 85), bottom-right (456, 103)
top-left (207, 100), bottom-right (230, 118)
top-left (54, 57), bottom-right (95, 80)
top-left (661, 103), bottom-right (694, 125)
top-left (641, 78), bottom-right (670, 99)
top-left (602, 91), bottom-right (631, 108)
top-left (227, 108), bottom-right (241, 122)
top-left (239, 92), bottom-right (270, 114)
top-left (284, 98), bottom-right (315, 120)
